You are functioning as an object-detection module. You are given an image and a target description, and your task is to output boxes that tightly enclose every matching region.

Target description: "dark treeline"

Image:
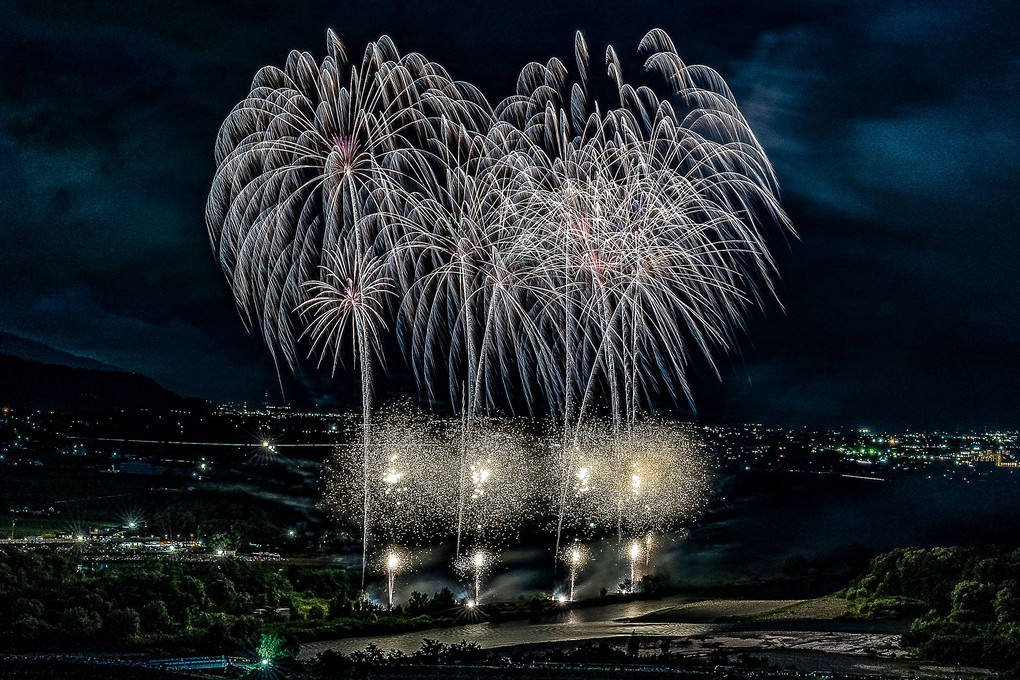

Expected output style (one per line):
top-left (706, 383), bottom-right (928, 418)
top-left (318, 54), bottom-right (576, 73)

top-left (0, 546), bottom-right (473, 655)
top-left (145, 495), bottom-right (307, 552)
top-left (10, 543), bottom-right (1020, 673)
top-left (842, 545), bottom-right (1020, 669)
top-left (317, 637), bottom-right (773, 678)
top-left (0, 657), bottom-right (188, 680)
top-left (0, 548), bottom-right (356, 652)
top-left (0, 545), bottom-right (605, 655)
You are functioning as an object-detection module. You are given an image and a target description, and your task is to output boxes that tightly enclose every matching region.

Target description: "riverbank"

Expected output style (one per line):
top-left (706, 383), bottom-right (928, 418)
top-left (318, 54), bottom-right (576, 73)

top-left (297, 594), bottom-right (700, 659)
top-left (299, 596), bottom-right (996, 678)
top-left (498, 598), bottom-right (998, 679)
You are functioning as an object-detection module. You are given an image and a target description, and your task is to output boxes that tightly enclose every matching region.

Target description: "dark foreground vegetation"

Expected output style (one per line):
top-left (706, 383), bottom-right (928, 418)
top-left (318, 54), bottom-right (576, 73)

top-left (0, 545), bottom-right (685, 656)
top-left (0, 546), bottom-right (595, 657)
top-left (0, 657), bottom-right (190, 679)
top-left (0, 547), bottom-right (364, 654)
top-left (842, 545), bottom-right (1020, 670)
top-left (315, 637), bottom-right (779, 679)
top-left (7, 544), bottom-right (1020, 676)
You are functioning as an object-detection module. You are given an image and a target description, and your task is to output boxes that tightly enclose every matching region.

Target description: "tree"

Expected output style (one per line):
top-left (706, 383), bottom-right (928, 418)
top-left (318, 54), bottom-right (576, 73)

top-left (105, 607), bottom-right (140, 642)
top-left (994, 581), bottom-right (1020, 624)
top-left (140, 599), bottom-right (173, 634)
top-left (950, 580), bottom-right (994, 622)
top-left (405, 590), bottom-right (430, 615)
top-left (58, 607), bottom-right (102, 637)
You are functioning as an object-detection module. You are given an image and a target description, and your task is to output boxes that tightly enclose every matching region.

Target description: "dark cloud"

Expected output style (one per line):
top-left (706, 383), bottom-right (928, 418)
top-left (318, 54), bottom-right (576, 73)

top-left (706, 2), bottom-right (1020, 429)
top-left (0, 0), bottom-right (1015, 428)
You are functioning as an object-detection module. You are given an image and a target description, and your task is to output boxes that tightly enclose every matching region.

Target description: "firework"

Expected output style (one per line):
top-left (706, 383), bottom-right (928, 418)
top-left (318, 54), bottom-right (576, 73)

top-left (209, 28), bottom-right (790, 422)
top-left (207, 32), bottom-right (492, 372)
top-left (627, 540), bottom-right (642, 592)
top-left (322, 408), bottom-right (712, 563)
top-left (322, 400), bottom-right (457, 546)
top-left (643, 531), bottom-right (656, 568)
top-left (211, 30), bottom-right (787, 577)
top-left (454, 548), bottom-right (495, 606)
top-left (380, 547), bottom-right (408, 610)
top-left (322, 402), bottom-right (546, 548)
top-left (547, 417), bottom-right (713, 548)
top-left (207, 33), bottom-right (494, 583)
top-left (560, 542), bottom-right (589, 601)
top-left (451, 416), bottom-right (543, 551)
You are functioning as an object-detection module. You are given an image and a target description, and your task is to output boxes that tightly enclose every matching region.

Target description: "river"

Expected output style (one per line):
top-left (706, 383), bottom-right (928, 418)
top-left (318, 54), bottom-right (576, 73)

top-left (297, 596), bottom-right (715, 659)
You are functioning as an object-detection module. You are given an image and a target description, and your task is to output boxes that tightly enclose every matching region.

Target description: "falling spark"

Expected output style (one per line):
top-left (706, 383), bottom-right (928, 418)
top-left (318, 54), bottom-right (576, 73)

top-left (628, 540), bottom-right (642, 592)
top-left (210, 30), bottom-right (786, 582)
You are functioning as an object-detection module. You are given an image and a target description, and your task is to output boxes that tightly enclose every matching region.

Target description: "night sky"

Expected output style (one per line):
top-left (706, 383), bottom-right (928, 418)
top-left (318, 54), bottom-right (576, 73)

top-left (1, 0), bottom-right (1017, 430)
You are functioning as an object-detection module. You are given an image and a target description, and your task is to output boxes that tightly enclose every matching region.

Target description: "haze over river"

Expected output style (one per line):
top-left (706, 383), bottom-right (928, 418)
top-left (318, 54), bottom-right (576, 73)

top-left (303, 467), bottom-right (1018, 659)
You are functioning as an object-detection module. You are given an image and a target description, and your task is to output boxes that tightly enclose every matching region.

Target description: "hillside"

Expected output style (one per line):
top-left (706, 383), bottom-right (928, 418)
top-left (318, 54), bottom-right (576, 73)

top-left (0, 352), bottom-right (209, 414)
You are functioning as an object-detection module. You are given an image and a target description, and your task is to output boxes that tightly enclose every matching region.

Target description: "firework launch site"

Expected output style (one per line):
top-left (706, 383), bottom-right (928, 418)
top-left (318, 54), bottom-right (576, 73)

top-left (1, 10), bottom-right (1017, 678)
top-left (2, 401), bottom-right (1017, 678)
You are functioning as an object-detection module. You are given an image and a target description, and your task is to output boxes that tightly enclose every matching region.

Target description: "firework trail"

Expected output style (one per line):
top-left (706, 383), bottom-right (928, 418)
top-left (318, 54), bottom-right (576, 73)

top-left (495, 30), bottom-right (791, 556)
top-left (209, 28), bottom-right (789, 419)
top-left (207, 31), bottom-right (492, 584)
top-left (209, 30), bottom-right (789, 572)
top-left (558, 541), bottom-right (590, 601)
top-left (207, 32), bottom-right (483, 370)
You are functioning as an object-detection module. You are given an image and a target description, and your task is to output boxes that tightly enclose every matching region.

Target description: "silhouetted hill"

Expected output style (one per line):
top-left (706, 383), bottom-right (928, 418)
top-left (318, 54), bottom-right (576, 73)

top-left (0, 332), bottom-right (119, 372)
top-left (0, 352), bottom-right (210, 414)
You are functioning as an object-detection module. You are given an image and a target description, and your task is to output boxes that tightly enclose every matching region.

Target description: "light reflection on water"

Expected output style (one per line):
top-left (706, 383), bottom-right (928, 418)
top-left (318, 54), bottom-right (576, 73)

top-left (299, 472), bottom-right (1020, 660)
top-left (298, 596), bottom-right (715, 659)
